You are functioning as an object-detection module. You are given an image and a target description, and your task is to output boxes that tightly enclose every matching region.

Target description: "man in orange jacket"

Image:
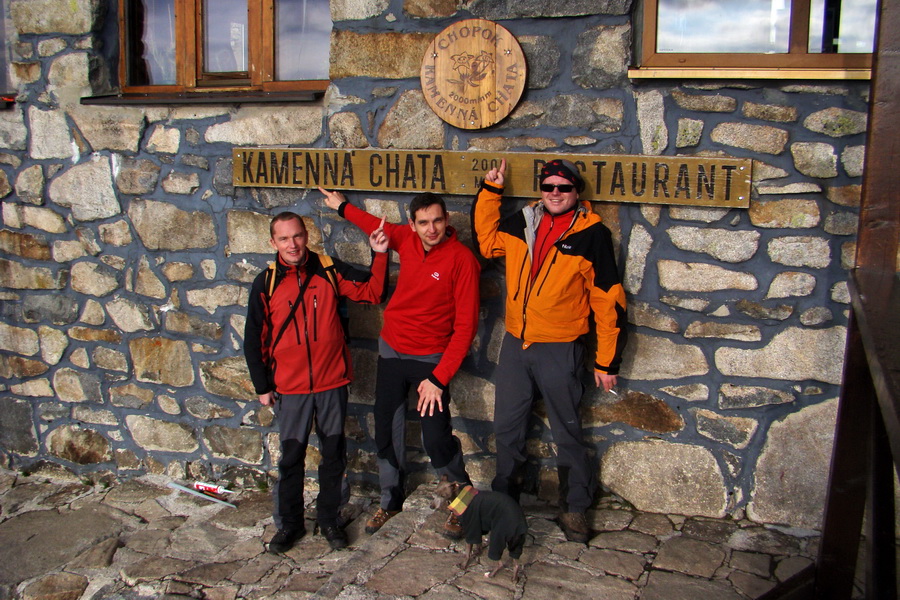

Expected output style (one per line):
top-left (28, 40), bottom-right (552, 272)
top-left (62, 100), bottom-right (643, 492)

top-left (472, 158), bottom-right (627, 543)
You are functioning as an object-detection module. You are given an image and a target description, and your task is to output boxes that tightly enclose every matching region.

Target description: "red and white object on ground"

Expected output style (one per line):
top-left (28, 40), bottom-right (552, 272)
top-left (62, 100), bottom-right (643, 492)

top-left (193, 482), bottom-right (234, 495)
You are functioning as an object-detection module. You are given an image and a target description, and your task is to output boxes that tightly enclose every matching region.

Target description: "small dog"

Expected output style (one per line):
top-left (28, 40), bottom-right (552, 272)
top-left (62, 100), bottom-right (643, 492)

top-left (432, 476), bottom-right (528, 582)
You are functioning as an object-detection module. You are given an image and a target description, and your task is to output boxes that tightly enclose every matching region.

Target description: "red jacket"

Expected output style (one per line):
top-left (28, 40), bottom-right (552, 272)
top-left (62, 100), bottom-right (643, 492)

top-left (339, 203), bottom-right (481, 388)
top-left (244, 250), bottom-right (387, 395)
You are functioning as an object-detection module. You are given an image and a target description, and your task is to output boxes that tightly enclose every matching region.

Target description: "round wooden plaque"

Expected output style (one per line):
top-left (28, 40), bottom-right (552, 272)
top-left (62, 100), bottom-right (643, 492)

top-left (420, 19), bottom-right (527, 130)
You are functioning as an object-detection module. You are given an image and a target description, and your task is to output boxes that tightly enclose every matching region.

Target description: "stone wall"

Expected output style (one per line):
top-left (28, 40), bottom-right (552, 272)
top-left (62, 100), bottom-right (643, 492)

top-left (0, 0), bottom-right (865, 531)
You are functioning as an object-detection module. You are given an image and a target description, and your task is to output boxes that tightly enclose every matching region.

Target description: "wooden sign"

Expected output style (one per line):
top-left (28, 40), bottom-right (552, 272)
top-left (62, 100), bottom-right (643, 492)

top-left (420, 19), bottom-right (527, 130)
top-left (233, 149), bottom-right (752, 208)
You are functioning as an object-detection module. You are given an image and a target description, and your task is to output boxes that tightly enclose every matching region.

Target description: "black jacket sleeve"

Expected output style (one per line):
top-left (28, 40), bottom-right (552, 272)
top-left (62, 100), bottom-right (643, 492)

top-left (243, 271), bottom-right (272, 396)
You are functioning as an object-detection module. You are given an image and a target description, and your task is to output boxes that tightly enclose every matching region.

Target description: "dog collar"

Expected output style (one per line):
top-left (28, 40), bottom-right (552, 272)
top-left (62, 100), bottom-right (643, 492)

top-left (449, 485), bottom-right (478, 516)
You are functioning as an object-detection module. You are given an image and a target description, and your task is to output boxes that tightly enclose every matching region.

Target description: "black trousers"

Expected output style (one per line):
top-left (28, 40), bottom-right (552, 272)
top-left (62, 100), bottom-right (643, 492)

top-left (374, 356), bottom-right (469, 511)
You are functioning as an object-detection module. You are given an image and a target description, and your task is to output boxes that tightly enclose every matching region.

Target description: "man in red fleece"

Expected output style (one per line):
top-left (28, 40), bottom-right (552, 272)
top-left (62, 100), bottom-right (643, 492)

top-left (321, 188), bottom-right (481, 538)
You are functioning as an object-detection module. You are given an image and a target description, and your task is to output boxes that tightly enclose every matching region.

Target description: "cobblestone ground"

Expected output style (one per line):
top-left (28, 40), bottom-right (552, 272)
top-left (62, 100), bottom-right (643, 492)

top-left (0, 468), bottom-right (847, 600)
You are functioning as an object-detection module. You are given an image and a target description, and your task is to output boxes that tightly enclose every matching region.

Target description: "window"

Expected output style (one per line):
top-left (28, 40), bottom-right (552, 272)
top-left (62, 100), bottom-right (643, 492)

top-left (1, 0), bottom-right (14, 104)
top-left (119, 0), bottom-right (330, 96)
top-left (633, 0), bottom-right (875, 78)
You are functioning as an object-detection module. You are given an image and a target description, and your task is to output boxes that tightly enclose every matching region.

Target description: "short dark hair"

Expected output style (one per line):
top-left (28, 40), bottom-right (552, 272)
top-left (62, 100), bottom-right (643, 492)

top-left (270, 212), bottom-right (305, 238)
top-left (408, 192), bottom-right (447, 221)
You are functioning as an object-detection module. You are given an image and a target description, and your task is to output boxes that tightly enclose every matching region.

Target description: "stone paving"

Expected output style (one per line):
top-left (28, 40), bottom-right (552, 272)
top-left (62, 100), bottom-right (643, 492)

top-left (0, 467), bottom-right (840, 600)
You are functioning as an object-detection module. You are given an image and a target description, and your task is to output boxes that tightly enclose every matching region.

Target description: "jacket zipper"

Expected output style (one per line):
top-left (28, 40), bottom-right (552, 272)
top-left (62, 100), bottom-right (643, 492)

top-left (520, 210), bottom-right (580, 339)
top-left (535, 250), bottom-right (559, 296)
top-left (292, 270), bottom-right (302, 345)
top-left (518, 259), bottom-right (532, 338)
top-left (313, 295), bottom-right (318, 342)
top-left (300, 298), bottom-right (314, 392)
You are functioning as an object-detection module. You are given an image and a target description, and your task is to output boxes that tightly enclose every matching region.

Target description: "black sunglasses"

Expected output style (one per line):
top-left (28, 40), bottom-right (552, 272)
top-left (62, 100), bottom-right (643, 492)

top-left (540, 183), bottom-right (575, 193)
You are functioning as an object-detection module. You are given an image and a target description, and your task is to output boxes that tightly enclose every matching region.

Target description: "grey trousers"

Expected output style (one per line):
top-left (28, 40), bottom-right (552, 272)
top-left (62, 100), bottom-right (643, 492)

top-left (272, 387), bottom-right (348, 530)
top-left (491, 332), bottom-right (597, 513)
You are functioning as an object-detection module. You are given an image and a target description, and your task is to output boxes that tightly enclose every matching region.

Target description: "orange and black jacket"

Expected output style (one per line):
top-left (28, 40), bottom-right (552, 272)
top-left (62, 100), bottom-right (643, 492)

top-left (473, 182), bottom-right (627, 375)
top-left (244, 250), bottom-right (387, 395)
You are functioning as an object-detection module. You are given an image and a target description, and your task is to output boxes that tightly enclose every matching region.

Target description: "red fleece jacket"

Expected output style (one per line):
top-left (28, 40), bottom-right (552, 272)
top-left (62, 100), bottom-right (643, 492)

top-left (339, 202), bottom-right (481, 388)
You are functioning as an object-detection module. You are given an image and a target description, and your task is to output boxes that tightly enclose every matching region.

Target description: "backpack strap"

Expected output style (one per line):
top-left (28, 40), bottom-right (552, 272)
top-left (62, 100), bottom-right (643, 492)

top-left (317, 253), bottom-right (350, 341)
top-left (265, 254), bottom-right (339, 299)
top-left (265, 261), bottom-right (278, 297)
top-left (319, 254), bottom-right (340, 298)
top-left (269, 270), bottom-right (312, 352)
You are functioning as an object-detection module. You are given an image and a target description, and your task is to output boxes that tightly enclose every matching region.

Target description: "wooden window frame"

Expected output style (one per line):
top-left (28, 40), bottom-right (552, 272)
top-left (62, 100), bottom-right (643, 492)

top-left (631, 0), bottom-right (873, 80)
top-left (0, 0), bottom-right (15, 106)
top-left (116, 0), bottom-right (328, 98)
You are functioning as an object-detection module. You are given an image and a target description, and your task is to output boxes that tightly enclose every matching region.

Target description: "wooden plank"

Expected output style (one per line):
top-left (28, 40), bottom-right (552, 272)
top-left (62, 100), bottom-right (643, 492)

top-left (856, 0), bottom-right (900, 271)
top-left (232, 148), bottom-right (752, 208)
top-left (850, 270), bottom-right (900, 466)
top-left (813, 313), bottom-right (872, 599)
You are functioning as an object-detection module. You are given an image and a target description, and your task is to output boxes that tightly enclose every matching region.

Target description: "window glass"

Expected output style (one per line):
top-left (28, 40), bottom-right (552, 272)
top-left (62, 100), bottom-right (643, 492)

top-left (808, 0), bottom-right (876, 53)
top-left (118, 0), bottom-right (331, 93)
top-left (657, 0), bottom-right (877, 56)
top-left (203, 0), bottom-right (248, 73)
top-left (126, 0), bottom-right (176, 85)
top-left (657, 0), bottom-right (792, 54)
top-left (275, 0), bottom-right (331, 80)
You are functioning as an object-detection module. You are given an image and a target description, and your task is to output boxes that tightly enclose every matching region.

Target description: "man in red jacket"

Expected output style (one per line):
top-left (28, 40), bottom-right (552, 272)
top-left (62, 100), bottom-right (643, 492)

top-left (244, 212), bottom-right (388, 552)
top-left (320, 188), bottom-right (481, 539)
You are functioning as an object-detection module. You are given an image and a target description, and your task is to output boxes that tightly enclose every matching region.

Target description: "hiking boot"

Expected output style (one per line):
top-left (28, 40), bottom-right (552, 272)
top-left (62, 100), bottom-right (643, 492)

top-left (365, 508), bottom-right (400, 534)
top-left (268, 527), bottom-right (305, 554)
top-left (321, 524), bottom-right (348, 550)
top-left (559, 512), bottom-right (589, 544)
top-left (442, 511), bottom-right (464, 539)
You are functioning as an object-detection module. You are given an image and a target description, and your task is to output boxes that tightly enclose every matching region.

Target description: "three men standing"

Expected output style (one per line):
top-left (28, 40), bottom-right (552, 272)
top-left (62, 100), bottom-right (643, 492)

top-left (245, 155), bottom-right (625, 551)
top-left (244, 212), bottom-right (389, 552)
top-left (472, 158), bottom-right (628, 543)
top-left (321, 188), bottom-right (481, 538)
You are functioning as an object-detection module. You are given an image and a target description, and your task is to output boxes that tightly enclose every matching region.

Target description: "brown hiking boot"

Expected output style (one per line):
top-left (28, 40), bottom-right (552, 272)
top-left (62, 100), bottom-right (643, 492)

top-left (365, 508), bottom-right (400, 534)
top-left (442, 511), bottom-right (464, 539)
top-left (559, 512), bottom-right (589, 543)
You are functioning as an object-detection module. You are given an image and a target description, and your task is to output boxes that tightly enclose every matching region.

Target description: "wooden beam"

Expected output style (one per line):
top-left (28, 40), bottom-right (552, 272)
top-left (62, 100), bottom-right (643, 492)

top-left (856, 0), bottom-right (900, 270)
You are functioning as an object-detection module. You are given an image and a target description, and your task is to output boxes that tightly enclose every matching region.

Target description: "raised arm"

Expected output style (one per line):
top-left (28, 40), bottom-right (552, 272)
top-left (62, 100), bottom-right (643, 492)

top-left (472, 158), bottom-right (509, 259)
top-left (320, 187), bottom-right (405, 250)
